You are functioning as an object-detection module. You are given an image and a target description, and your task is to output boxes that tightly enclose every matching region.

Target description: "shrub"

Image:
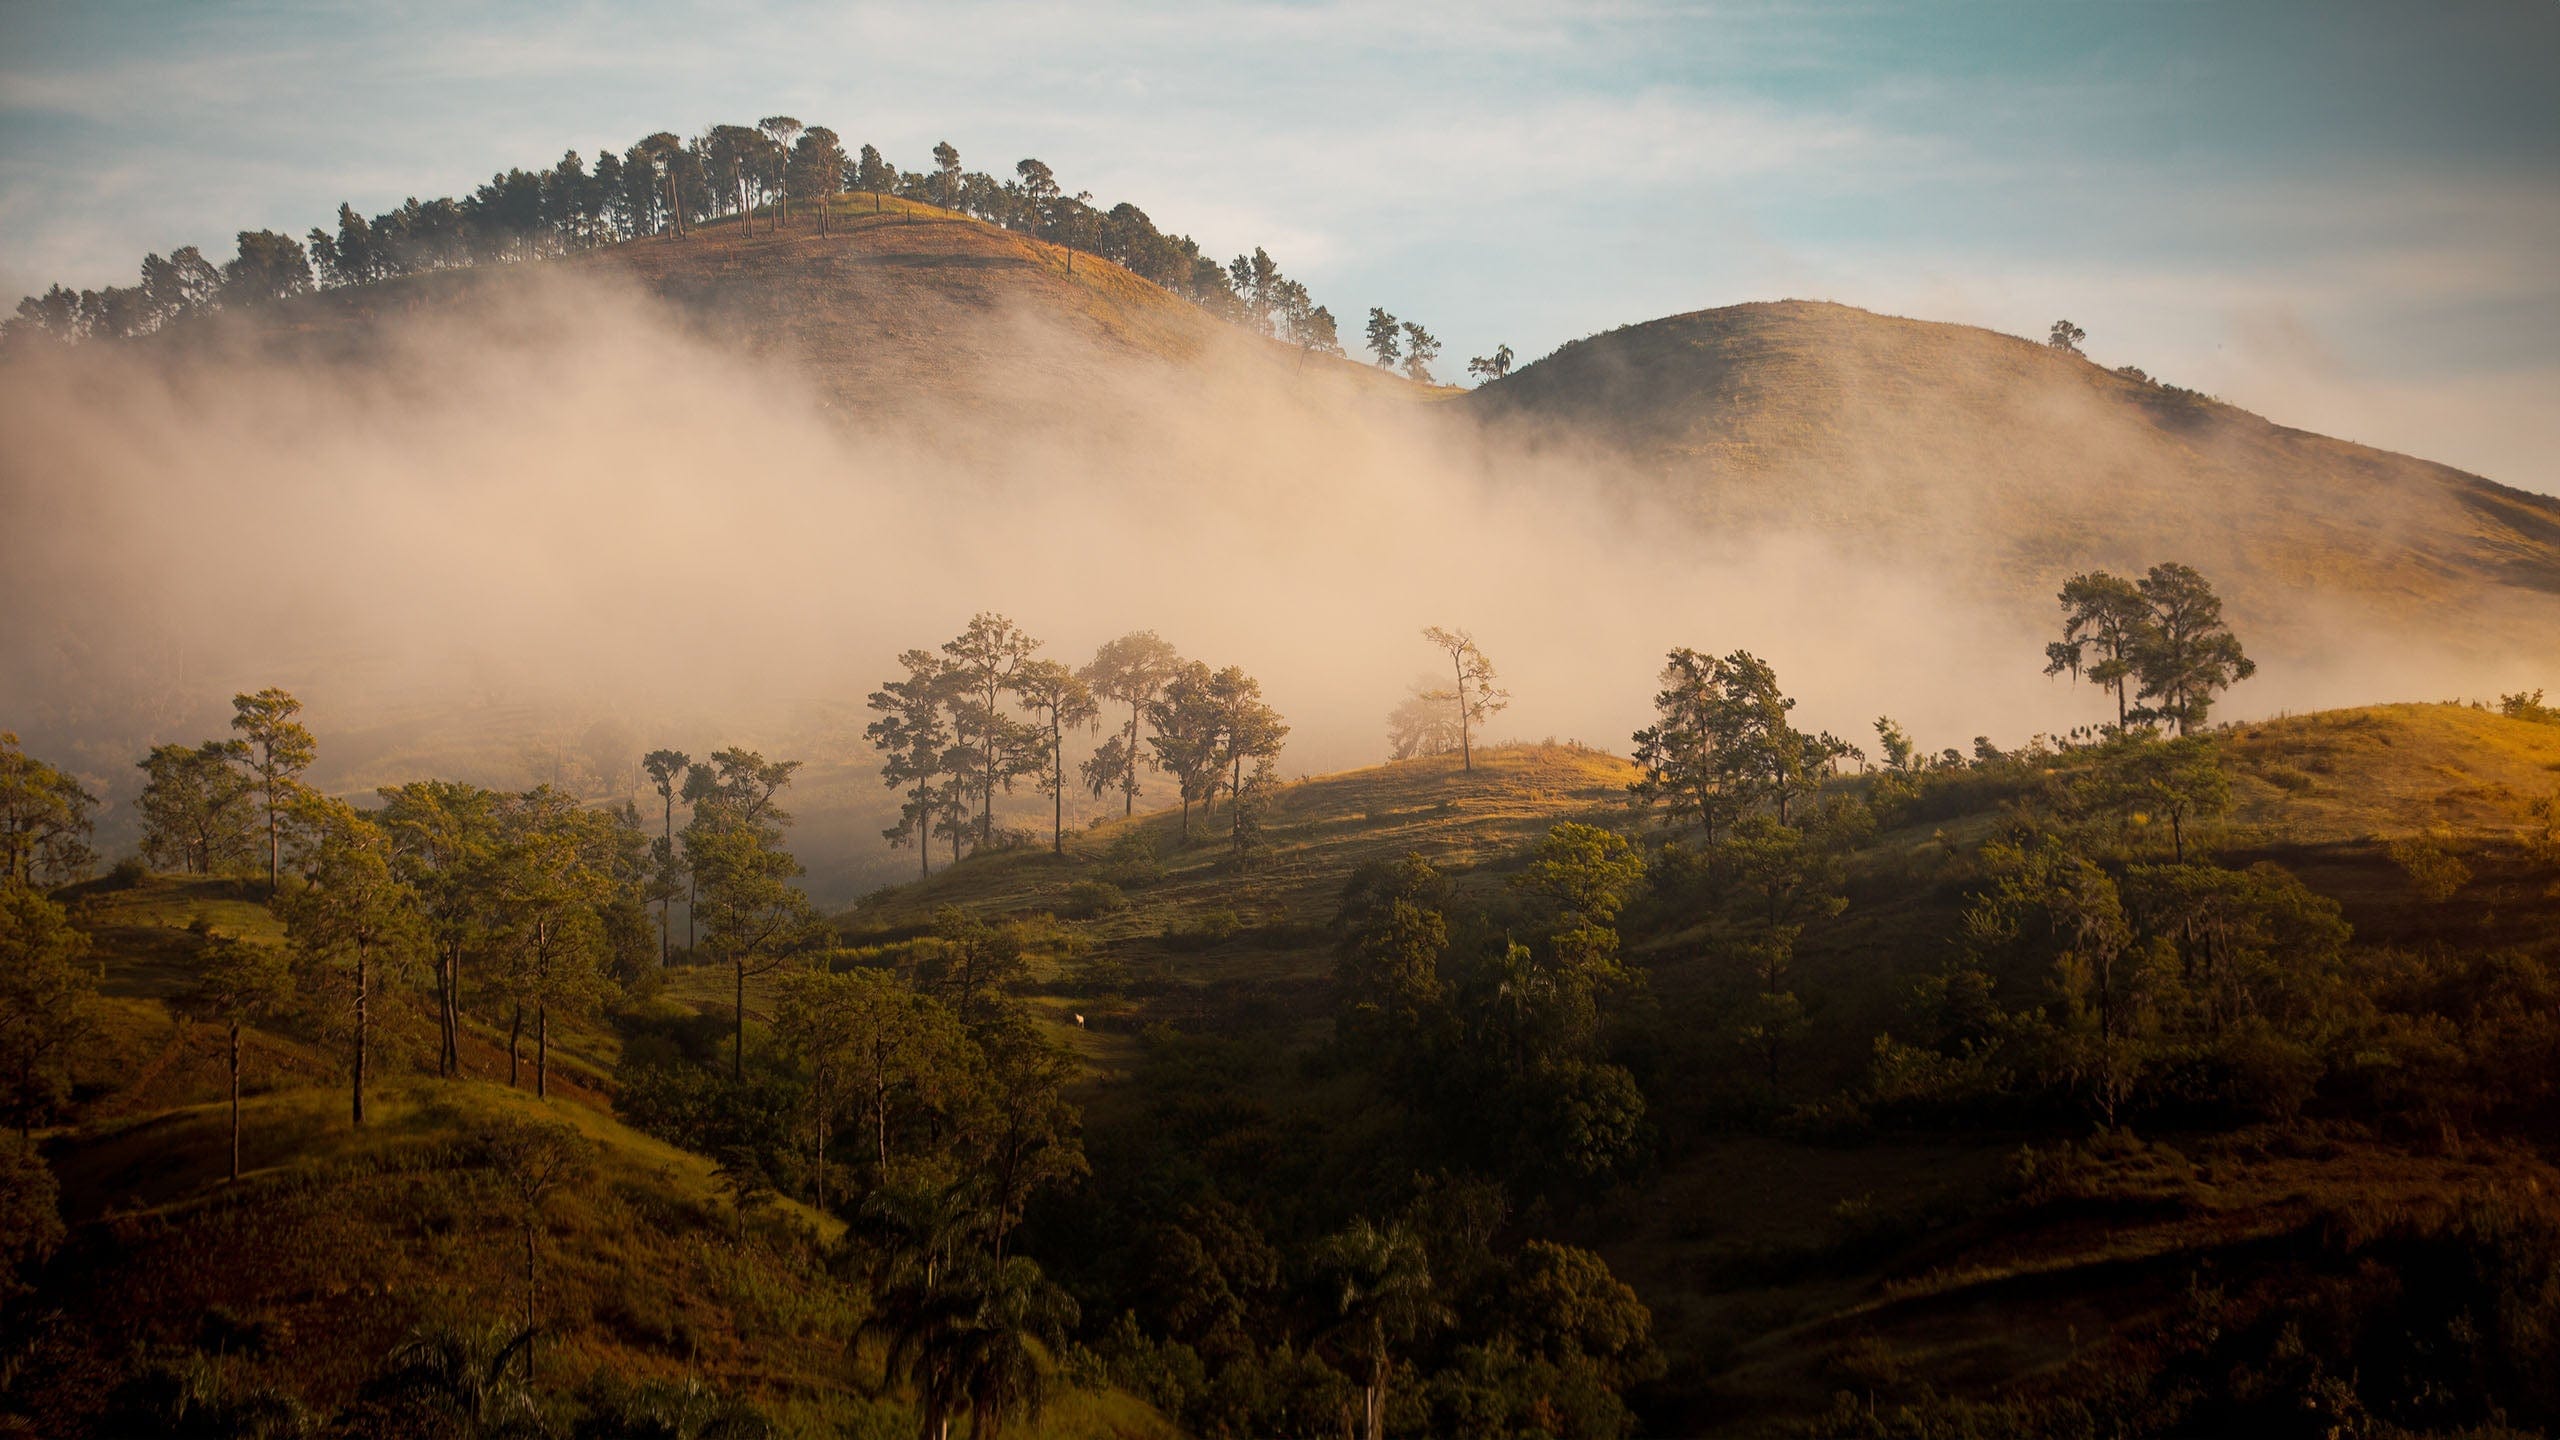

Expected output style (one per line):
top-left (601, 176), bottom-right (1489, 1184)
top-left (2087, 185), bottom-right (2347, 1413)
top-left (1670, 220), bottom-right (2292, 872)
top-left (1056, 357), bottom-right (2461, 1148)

top-left (1064, 879), bottom-right (1129, 919)
top-left (1099, 829), bottom-right (1165, 888)
top-left (2386, 832), bottom-right (2471, 903)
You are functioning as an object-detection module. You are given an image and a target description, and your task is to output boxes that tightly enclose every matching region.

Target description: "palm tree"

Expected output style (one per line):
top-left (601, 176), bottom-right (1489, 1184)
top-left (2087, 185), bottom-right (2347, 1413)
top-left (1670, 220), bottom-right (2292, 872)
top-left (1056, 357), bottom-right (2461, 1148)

top-left (372, 1320), bottom-right (543, 1438)
top-left (957, 1255), bottom-right (1078, 1437)
top-left (867, 1251), bottom-right (1078, 1440)
top-left (1318, 1219), bottom-right (1446, 1440)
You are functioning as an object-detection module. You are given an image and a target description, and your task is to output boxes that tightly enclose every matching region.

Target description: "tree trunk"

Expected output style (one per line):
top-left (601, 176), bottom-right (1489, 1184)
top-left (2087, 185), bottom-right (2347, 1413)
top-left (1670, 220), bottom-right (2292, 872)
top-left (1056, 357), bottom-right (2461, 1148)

top-left (228, 1019), bottom-right (243, 1182)
top-left (1053, 717), bottom-right (1065, 855)
top-left (535, 1005), bottom-right (548, 1099)
top-left (509, 1003), bottom-right (523, 1087)
top-left (734, 959), bottom-right (747, 1080)
top-left (352, 940), bottom-right (369, 1127)
top-left (1454, 650), bottom-right (1473, 772)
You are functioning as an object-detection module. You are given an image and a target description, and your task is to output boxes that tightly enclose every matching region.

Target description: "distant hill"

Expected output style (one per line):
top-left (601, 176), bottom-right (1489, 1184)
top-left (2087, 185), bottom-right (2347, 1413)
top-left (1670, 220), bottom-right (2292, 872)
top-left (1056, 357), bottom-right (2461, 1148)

top-left (224, 194), bottom-right (1419, 430)
top-left (1466, 301), bottom-right (2560, 658)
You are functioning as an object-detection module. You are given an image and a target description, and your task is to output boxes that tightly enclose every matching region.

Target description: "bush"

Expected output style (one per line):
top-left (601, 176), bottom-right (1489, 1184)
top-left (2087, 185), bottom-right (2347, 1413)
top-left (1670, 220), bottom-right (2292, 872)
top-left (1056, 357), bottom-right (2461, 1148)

top-left (1165, 908), bottom-right (1242, 950)
top-left (1064, 879), bottom-right (1129, 919)
top-left (108, 854), bottom-right (149, 887)
top-left (1099, 829), bottom-right (1165, 888)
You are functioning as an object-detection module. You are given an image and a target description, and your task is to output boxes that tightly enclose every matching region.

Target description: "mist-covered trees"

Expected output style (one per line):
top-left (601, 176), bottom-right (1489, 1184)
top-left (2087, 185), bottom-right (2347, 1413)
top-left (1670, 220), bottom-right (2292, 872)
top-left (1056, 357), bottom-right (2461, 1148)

top-left (2049, 318), bottom-right (2086, 355)
top-left (1079, 631), bottom-right (1181, 817)
top-left (1630, 648), bottom-right (1855, 841)
top-left (683, 749), bottom-right (819, 1078)
top-left (1419, 627), bottom-right (1509, 771)
top-left (232, 687), bottom-right (317, 891)
top-left (865, 620), bottom-right (1287, 855)
top-left (136, 740), bottom-right (256, 875)
top-left (8, 120), bottom-right (1327, 356)
top-left (0, 732), bottom-right (97, 888)
top-left (2043, 562), bottom-right (2254, 735)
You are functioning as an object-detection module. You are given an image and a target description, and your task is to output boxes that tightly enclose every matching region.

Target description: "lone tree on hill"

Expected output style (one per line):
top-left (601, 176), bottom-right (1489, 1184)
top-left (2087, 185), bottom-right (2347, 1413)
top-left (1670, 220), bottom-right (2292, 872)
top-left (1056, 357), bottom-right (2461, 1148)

top-left (1420, 627), bottom-right (1509, 771)
top-left (231, 687), bottom-right (316, 892)
top-left (1466, 344), bottom-right (1514, 383)
top-left (1365, 308), bottom-right (1402, 369)
top-left (2043, 571), bottom-right (2155, 730)
top-left (181, 935), bottom-right (293, 1182)
top-left (2131, 562), bottom-right (2254, 735)
top-left (136, 740), bottom-right (255, 875)
top-left (1400, 321), bottom-right (1442, 383)
top-left (2048, 318), bottom-right (2086, 355)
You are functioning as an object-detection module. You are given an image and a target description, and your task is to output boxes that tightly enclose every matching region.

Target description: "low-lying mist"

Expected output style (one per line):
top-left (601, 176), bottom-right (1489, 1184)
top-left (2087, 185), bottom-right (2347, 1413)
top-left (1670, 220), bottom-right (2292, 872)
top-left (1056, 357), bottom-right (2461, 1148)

top-left (0, 274), bottom-right (2530, 897)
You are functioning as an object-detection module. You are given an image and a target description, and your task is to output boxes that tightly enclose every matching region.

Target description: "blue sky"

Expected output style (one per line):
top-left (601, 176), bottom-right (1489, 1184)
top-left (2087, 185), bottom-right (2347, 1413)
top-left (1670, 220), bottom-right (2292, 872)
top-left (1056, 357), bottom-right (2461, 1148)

top-left (4, 0), bottom-right (2555, 492)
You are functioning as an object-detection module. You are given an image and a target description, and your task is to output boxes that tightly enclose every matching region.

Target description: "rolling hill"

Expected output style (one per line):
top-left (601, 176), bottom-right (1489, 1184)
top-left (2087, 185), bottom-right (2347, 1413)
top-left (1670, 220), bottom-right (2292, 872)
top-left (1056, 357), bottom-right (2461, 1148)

top-left (1465, 301), bottom-right (2560, 661)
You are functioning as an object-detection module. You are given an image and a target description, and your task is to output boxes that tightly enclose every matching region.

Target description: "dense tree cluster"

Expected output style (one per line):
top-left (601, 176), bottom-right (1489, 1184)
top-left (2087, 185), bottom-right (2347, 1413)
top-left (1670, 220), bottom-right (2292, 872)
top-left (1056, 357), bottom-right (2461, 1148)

top-left (4, 128), bottom-right (1347, 360)
top-left (2043, 562), bottom-right (2256, 734)
top-left (868, 618), bottom-right (1288, 867)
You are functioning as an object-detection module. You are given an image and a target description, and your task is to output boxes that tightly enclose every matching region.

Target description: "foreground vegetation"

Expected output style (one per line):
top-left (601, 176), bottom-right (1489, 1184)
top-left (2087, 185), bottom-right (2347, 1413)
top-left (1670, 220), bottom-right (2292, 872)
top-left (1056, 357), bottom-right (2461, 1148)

top-left (5, 583), bottom-right (2558, 1435)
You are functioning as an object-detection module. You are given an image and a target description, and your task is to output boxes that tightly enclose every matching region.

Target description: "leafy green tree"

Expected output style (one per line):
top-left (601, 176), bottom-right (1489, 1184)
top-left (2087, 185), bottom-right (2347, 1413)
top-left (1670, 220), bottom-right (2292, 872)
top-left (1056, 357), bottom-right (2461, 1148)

top-left (376, 778), bottom-right (501, 1078)
top-left (1208, 666), bottom-right (1289, 844)
top-left (2131, 562), bottom-right (2255, 735)
top-left (0, 731), bottom-right (98, 887)
top-left (757, 116), bottom-right (804, 225)
top-left (874, 1251), bottom-right (1079, 1440)
top-left (944, 614), bottom-right (1044, 853)
top-left (786, 124), bottom-right (846, 234)
top-left (136, 739), bottom-right (255, 875)
top-left (280, 802), bottom-right (423, 1127)
top-left (219, 230), bottom-right (312, 304)
top-left (1629, 649), bottom-right (1742, 843)
top-left (489, 788), bottom-right (614, 1097)
top-left (1496, 1240), bottom-right (1662, 1392)
top-left (1079, 631), bottom-right (1183, 817)
top-left (1715, 815), bottom-right (1847, 1084)
top-left (0, 1135), bottom-right (62, 1304)
top-left (1145, 661), bottom-right (1226, 840)
top-left (1420, 626), bottom-right (1510, 772)
top-left (1465, 344), bottom-right (1514, 383)
top-left (1013, 659), bottom-right (1098, 855)
top-left (231, 687), bottom-right (317, 891)
top-left (0, 884), bottom-right (93, 1138)
top-left (1387, 684), bottom-right (1464, 760)
top-left (180, 934), bottom-right (293, 1181)
top-left (684, 752), bottom-right (819, 1078)
top-left (1318, 1218), bottom-right (1446, 1440)
top-left (1365, 307), bottom-right (1402, 368)
top-left (1334, 855), bottom-right (1452, 1055)
top-left (2090, 735), bottom-right (2231, 862)
top-left (2043, 571), bottom-right (2155, 730)
top-left (478, 1118), bottom-right (595, 1382)
top-left (869, 652), bottom-right (959, 876)
top-left (855, 143), bottom-right (896, 210)
top-left (642, 749), bottom-right (691, 961)
top-left (1400, 321), bottom-right (1442, 383)
top-left (931, 141), bottom-right (964, 209)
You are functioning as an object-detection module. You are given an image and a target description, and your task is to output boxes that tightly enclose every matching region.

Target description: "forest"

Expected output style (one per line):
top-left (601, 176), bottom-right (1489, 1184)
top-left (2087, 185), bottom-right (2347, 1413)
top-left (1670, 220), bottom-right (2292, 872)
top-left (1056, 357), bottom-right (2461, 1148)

top-left (0, 117), bottom-right (1485, 384)
top-left (6, 547), bottom-right (2558, 1439)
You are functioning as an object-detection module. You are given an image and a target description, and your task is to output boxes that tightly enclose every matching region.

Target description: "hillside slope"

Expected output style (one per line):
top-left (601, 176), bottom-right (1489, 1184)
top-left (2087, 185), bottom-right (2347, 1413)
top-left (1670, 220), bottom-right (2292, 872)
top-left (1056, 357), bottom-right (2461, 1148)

top-left (1468, 301), bottom-right (2560, 658)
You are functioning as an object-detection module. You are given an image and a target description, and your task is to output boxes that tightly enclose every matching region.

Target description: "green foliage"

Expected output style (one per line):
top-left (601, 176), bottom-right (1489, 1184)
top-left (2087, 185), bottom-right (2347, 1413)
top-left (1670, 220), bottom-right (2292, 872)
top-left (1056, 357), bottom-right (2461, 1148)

top-left (0, 731), bottom-right (98, 887)
top-left (0, 881), bottom-right (97, 1132)
top-left (2386, 830), bottom-right (2472, 903)
top-left (0, 1135), bottom-right (62, 1302)
top-left (2499, 688), bottom-right (2558, 725)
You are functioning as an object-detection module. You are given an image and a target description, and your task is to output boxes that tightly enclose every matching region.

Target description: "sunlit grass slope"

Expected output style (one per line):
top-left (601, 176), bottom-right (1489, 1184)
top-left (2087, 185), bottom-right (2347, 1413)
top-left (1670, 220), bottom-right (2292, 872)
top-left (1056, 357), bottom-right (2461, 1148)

top-left (1470, 300), bottom-right (2560, 655)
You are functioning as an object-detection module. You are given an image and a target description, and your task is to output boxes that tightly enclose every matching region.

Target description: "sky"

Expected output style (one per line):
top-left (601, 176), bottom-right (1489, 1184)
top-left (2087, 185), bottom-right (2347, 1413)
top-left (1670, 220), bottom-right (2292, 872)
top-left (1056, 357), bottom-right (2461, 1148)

top-left (3, 0), bottom-right (2555, 494)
